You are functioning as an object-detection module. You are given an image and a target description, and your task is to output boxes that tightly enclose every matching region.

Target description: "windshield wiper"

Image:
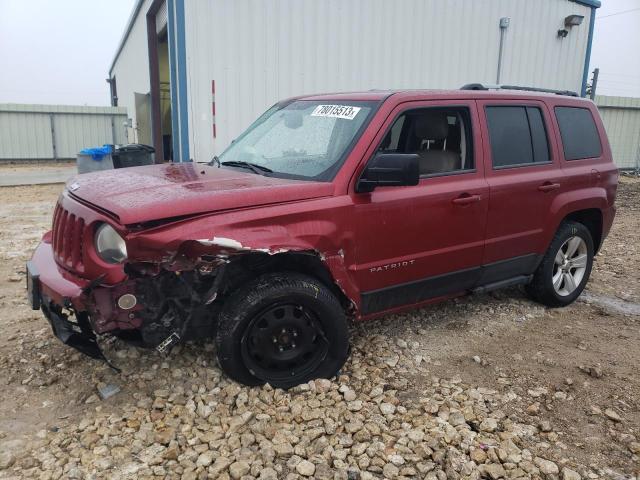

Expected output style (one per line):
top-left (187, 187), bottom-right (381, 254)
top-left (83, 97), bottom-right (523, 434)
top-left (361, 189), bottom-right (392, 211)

top-left (220, 160), bottom-right (272, 175)
top-left (208, 155), bottom-right (221, 167)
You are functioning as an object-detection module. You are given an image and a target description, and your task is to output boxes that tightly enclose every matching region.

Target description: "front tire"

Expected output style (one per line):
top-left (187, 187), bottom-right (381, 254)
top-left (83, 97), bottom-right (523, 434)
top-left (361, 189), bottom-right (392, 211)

top-left (526, 221), bottom-right (594, 307)
top-left (215, 272), bottom-right (350, 388)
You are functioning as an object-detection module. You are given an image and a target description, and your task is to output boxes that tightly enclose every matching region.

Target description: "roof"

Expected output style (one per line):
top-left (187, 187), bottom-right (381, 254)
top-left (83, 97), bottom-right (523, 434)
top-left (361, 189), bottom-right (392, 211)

top-left (0, 104), bottom-right (127, 115)
top-left (595, 95), bottom-right (640, 109)
top-left (299, 89), bottom-right (592, 103)
top-left (109, 0), bottom-right (146, 75)
top-left (570, 0), bottom-right (601, 7)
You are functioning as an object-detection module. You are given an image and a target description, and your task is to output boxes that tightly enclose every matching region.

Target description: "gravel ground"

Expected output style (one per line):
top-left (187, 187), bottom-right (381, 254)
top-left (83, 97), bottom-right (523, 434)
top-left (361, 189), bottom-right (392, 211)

top-left (0, 176), bottom-right (638, 480)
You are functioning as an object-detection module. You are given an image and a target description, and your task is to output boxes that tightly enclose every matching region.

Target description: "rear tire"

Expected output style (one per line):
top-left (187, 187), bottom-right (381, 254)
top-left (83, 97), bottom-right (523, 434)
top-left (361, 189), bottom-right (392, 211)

top-left (526, 221), bottom-right (594, 308)
top-left (215, 272), bottom-right (350, 388)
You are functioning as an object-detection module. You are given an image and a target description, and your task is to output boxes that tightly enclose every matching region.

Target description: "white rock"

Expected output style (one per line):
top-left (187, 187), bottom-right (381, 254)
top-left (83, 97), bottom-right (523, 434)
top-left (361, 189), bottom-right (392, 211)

top-left (229, 461), bottom-right (250, 479)
top-left (380, 403), bottom-right (396, 415)
top-left (407, 429), bottom-right (425, 443)
top-left (314, 378), bottom-right (332, 393)
top-left (562, 467), bottom-right (582, 480)
top-left (535, 457), bottom-right (559, 475)
top-left (479, 418), bottom-right (498, 432)
top-left (343, 389), bottom-right (357, 402)
top-left (196, 451), bottom-right (214, 467)
top-left (528, 387), bottom-right (549, 398)
top-left (296, 459), bottom-right (315, 476)
top-left (383, 463), bottom-right (400, 478)
top-left (604, 408), bottom-right (622, 422)
top-left (0, 452), bottom-right (15, 470)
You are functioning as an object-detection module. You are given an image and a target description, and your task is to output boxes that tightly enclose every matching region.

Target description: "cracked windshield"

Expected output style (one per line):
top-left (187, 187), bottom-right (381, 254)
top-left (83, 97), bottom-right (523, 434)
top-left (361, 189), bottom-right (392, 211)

top-left (218, 101), bottom-right (374, 179)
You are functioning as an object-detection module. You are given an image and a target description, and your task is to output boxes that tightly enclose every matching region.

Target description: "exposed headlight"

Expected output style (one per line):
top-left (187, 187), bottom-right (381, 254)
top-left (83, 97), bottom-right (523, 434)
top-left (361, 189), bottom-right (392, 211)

top-left (95, 223), bottom-right (127, 264)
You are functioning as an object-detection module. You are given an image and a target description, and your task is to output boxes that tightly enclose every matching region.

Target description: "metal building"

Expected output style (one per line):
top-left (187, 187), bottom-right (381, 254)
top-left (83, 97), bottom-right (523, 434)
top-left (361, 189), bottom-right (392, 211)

top-left (0, 104), bottom-right (128, 163)
top-left (595, 95), bottom-right (640, 172)
top-left (109, 0), bottom-right (600, 164)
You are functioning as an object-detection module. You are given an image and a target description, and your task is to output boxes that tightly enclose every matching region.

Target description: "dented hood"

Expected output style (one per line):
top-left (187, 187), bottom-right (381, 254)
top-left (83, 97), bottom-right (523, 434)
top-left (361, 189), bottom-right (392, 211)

top-left (67, 163), bottom-right (334, 225)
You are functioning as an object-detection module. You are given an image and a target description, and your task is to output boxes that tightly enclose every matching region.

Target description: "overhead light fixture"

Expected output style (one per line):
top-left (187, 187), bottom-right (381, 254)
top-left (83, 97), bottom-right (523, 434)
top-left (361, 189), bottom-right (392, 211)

top-left (565, 14), bottom-right (584, 27)
top-left (558, 14), bottom-right (584, 38)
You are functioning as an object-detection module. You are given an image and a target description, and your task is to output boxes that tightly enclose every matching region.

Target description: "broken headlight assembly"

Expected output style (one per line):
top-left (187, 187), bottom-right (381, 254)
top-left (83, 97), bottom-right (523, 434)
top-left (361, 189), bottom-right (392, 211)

top-left (95, 223), bottom-right (128, 264)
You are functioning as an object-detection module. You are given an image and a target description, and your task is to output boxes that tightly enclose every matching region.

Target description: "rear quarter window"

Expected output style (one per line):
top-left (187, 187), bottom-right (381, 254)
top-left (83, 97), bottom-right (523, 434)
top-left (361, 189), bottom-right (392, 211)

top-left (485, 106), bottom-right (550, 168)
top-left (555, 106), bottom-right (602, 160)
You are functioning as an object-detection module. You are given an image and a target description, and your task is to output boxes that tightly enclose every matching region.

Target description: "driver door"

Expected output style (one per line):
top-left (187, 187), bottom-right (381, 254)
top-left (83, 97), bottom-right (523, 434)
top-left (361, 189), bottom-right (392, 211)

top-left (351, 100), bottom-right (489, 315)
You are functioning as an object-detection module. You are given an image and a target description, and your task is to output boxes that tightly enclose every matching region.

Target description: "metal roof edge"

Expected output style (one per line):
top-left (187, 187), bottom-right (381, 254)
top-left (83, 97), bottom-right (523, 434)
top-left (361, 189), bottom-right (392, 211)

top-left (0, 104), bottom-right (128, 114)
top-left (595, 95), bottom-right (640, 108)
top-left (109, 0), bottom-right (146, 75)
top-left (569, 0), bottom-right (602, 8)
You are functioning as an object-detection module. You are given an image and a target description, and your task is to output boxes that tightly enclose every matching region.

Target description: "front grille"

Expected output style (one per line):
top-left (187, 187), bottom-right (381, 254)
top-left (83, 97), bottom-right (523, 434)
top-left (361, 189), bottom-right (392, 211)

top-left (52, 203), bottom-right (85, 273)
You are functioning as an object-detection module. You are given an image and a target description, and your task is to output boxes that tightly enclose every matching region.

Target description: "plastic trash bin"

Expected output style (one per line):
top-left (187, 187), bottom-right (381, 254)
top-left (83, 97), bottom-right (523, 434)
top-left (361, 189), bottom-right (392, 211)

top-left (112, 144), bottom-right (155, 169)
top-left (77, 145), bottom-right (114, 174)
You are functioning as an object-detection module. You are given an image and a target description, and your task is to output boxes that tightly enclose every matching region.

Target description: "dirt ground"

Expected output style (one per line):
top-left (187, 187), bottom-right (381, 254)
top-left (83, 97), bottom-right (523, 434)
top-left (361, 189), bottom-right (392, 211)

top-left (0, 174), bottom-right (638, 479)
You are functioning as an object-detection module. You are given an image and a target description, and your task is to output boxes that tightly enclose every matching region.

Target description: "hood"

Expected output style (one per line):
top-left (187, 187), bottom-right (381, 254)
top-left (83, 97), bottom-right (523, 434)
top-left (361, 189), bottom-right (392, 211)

top-left (67, 163), bottom-right (334, 225)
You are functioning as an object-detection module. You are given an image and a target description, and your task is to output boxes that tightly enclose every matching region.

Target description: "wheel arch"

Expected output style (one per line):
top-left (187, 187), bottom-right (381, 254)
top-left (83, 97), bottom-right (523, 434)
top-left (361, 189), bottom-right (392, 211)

top-left (562, 208), bottom-right (603, 253)
top-left (216, 250), bottom-right (358, 315)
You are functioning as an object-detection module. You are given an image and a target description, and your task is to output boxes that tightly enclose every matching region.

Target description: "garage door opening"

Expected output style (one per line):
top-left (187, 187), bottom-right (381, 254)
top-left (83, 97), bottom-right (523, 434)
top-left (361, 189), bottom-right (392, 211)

top-left (158, 31), bottom-right (172, 161)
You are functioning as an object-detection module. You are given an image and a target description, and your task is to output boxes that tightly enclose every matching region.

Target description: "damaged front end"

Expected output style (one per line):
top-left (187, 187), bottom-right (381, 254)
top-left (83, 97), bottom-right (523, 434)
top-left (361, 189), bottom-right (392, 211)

top-left (29, 188), bottom-right (358, 368)
top-left (29, 250), bottom-right (227, 367)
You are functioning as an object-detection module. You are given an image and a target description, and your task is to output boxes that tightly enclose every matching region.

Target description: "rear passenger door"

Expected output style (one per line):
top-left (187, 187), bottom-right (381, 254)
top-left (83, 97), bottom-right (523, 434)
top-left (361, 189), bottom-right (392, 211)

top-left (478, 100), bottom-right (564, 282)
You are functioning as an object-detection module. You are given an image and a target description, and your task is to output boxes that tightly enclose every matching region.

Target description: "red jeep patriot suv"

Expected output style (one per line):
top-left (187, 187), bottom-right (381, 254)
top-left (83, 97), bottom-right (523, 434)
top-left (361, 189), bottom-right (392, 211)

top-left (27, 85), bottom-right (617, 388)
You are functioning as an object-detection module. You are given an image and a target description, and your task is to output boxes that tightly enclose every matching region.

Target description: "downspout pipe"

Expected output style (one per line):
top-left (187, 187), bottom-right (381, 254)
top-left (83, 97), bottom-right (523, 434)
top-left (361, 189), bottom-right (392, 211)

top-left (496, 17), bottom-right (510, 84)
top-left (581, 6), bottom-right (597, 97)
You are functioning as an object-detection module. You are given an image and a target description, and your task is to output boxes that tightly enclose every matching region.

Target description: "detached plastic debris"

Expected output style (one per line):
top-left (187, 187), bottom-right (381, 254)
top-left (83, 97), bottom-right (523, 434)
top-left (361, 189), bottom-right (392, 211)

top-left (80, 144), bottom-right (113, 160)
top-left (97, 383), bottom-right (121, 400)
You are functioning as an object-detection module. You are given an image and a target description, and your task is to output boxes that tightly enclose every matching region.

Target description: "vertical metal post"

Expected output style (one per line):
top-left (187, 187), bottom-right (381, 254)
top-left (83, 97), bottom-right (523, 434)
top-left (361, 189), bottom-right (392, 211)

top-left (111, 116), bottom-right (116, 145)
top-left (634, 134), bottom-right (640, 175)
top-left (496, 17), bottom-right (510, 84)
top-left (49, 114), bottom-right (58, 161)
top-left (589, 68), bottom-right (599, 100)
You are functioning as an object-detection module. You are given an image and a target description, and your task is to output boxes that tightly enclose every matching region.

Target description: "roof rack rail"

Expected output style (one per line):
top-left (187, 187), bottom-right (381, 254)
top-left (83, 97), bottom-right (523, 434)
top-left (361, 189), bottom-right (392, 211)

top-left (460, 83), bottom-right (579, 97)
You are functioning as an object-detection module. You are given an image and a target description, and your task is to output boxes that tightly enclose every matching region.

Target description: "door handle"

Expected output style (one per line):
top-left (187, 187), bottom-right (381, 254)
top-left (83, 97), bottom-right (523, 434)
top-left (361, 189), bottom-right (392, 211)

top-left (537, 182), bottom-right (561, 192)
top-left (452, 194), bottom-right (481, 205)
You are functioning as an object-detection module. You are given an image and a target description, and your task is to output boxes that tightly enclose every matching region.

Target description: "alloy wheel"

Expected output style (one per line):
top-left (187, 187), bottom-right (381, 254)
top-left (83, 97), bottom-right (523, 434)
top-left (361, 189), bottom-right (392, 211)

top-left (552, 235), bottom-right (588, 296)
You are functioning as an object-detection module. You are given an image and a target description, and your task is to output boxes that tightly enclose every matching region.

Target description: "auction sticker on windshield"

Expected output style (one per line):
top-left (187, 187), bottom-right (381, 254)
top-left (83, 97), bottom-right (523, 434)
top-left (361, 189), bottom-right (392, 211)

top-left (311, 105), bottom-right (361, 120)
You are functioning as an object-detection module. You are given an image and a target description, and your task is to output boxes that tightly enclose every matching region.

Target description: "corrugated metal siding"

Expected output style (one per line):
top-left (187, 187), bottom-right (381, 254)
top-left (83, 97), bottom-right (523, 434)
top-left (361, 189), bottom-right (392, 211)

top-left (110, 0), bottom-right (155, 144)
top-left (156, 1), bottom-right (168, 33)
top-left (184, 0), bottom-right (592, 161)
top-left (0, 104), bottom-right (127, 162)
top-left (596, 95), bottom-right (640, 170)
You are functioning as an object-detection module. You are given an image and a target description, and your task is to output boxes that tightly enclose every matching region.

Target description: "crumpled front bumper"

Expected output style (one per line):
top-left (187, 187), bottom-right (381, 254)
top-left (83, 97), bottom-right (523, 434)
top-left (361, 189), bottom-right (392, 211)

top-left (27, 235), bottom-right (140, 361)
top-left (28, 235), bottom-right (90, 311)
top-left (27, 239), bottom-right (106, 358)
top-left (41, 302), bottom-right (105, 359)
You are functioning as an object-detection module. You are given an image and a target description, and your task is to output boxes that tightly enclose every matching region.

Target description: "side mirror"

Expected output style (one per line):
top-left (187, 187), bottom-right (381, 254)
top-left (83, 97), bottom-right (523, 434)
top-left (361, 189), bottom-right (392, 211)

top-left (356, 153), bottom-right (420, 193)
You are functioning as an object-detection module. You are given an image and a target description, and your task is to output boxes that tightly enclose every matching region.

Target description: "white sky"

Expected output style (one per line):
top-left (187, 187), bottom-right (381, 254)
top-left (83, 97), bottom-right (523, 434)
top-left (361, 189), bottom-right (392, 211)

top-left (590, 0), bottom-right (640, 97)
top-left (0, 0), bottom-right (638, 105)
top-left (0, 0), bottom-right (135, 105)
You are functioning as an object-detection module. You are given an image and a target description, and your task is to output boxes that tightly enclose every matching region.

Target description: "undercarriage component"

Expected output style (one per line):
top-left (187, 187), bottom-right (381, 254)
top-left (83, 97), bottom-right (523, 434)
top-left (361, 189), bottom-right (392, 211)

top-left (131, 269), bottom-right (222, 350)
top-left (156, 332), bottom-right (181, 354)
top-left (42, 303), bottom-right (120, 372)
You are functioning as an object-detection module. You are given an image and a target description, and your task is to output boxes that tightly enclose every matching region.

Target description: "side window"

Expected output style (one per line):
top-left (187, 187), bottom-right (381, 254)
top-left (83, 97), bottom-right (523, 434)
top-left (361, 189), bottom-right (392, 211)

top-left (378, 107), bottom-right (474, 176)
top-left (379, 116), bottom-right (405, 152)
top-left (485, 106), bottom-right (551, 168)
top-left (555, 107), bottom-right (602, 160)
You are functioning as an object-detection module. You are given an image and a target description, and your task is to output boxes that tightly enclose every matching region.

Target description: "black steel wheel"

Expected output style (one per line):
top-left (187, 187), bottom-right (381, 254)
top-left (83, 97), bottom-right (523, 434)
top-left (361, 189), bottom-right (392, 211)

top-left (241, 303), bottom-right (329, 384)
top-left (216, 272), bottom-right (350, 388)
